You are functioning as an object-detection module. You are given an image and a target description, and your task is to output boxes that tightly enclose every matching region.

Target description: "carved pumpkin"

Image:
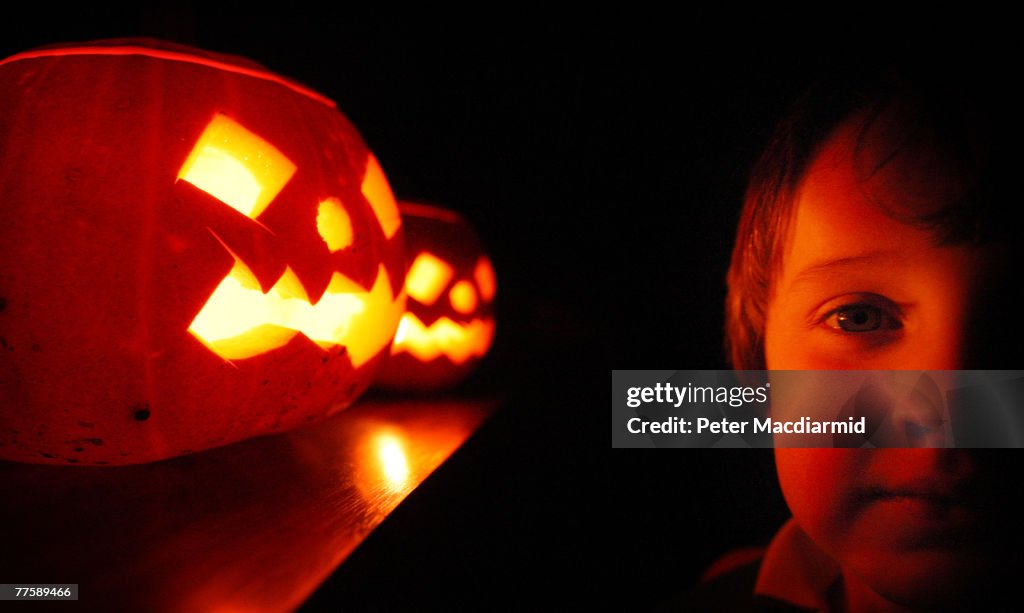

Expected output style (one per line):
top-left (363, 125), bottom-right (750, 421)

top-left (376, 202), bottom-right (496, 390)
top-left (0, 39), bottom-right (405, 465)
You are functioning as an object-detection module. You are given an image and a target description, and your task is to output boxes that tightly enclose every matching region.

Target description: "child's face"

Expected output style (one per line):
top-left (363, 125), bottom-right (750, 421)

top-left (764, 114), bottom-right (1011, 606)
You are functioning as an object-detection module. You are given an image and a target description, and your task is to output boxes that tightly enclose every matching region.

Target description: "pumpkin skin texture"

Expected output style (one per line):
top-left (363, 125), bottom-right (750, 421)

top-left (0, 39), bottom-right (406, 465)
top-left (376, 202), bottom-right (496, 391)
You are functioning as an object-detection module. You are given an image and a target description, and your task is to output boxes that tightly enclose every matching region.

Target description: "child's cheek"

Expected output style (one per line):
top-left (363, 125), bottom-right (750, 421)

top-left (774, 449), bottom-right (863, 540)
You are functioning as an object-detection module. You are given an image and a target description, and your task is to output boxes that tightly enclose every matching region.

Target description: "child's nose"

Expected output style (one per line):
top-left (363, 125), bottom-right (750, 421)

top-left (869, 373), bottom-right (951, 448)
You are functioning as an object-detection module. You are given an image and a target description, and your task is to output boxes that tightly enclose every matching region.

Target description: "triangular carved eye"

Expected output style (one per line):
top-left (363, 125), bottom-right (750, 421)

top-left (177, 114), bottom-right (296, 219)
top-left (405, 252), bottom-right (454, 306)
top-left (361, 154), bottom-right (401, 239)
top-left (317, 198), bottom-right (353, 252)
top-left (448, 280), bottom-right (478, 314)
top-left (474, 256), bottom-right (497, 304)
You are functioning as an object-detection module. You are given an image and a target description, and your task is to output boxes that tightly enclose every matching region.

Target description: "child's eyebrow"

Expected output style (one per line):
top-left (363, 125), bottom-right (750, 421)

top-left (787, 250), bottom-right (900, 289)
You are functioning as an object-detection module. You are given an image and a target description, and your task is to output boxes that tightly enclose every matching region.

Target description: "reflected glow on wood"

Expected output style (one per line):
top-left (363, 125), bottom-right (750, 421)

top-left (0, 397), bottom-right (494, 612)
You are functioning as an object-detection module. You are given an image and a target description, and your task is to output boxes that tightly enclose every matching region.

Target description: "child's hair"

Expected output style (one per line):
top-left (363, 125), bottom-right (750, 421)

top-left (724, 63), bottom-right (1001, 370)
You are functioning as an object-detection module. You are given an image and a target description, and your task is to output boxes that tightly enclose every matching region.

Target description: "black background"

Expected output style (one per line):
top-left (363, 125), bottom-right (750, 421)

top-left (3, 9), bottom-right (990, 611)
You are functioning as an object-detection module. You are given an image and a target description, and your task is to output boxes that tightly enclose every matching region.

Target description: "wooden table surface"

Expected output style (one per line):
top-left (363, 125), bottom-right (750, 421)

top-left (0, 397), bottom-right (495, 612)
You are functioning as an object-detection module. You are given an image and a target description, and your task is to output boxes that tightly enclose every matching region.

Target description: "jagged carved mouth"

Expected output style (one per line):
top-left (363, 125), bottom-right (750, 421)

top-left (391, 313), bottom-right (495, 364)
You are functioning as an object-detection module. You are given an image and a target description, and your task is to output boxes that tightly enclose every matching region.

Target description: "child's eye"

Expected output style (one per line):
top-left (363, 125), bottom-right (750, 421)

top-left (821, 299), bottom-right (904, 333)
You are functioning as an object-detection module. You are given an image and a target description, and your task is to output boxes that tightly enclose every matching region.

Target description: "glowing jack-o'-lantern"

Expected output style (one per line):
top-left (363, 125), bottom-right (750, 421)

top-left (375, 202), bottom-right (496, 390)
top-left (0, 39), bottom-right (405, 465)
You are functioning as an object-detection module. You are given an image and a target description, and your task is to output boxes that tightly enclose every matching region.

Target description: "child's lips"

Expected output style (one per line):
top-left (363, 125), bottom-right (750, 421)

top-left (854, 479), bottom-right (983, 547)
top-left (859, 480), bottom-right (975, 505)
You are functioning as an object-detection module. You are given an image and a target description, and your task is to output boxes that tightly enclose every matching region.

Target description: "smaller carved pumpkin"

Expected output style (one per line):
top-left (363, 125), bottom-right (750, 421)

top-left (375, 202), bottom-right (496, 390)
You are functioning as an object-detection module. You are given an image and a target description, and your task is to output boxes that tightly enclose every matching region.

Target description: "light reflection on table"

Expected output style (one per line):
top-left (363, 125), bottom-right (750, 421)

top-left (0, 397), bottom-right (495, 612)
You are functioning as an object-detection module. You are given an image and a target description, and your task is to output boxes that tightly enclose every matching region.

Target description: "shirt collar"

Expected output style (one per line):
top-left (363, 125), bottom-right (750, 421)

top-left (754, 518), bottom-right (841, 610)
